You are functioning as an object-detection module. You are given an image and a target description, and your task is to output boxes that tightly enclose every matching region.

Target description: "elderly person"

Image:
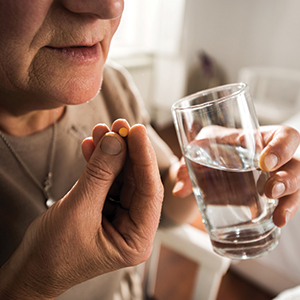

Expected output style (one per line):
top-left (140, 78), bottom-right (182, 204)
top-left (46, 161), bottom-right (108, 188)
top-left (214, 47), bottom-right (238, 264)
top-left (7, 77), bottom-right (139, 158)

top-left (0, 1), bottom-right (299, 300)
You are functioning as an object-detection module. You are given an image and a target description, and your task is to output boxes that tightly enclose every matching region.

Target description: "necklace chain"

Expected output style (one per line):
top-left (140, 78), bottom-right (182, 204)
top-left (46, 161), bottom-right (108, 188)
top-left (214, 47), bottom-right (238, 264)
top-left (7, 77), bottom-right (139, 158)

top-left (0, 111), bottom-right (57, 208)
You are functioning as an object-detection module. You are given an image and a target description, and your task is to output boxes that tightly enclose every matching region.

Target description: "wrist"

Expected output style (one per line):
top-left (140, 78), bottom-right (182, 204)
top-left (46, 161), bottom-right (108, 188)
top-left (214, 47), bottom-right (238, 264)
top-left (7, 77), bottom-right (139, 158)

top-left (0, 247), bottom-right (60, 300)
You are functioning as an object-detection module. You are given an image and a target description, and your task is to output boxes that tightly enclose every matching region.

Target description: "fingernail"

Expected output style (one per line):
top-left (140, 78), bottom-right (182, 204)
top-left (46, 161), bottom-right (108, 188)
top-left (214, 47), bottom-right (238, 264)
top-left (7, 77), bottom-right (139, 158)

top-left (100, 134), bottom-right (122, 156)
top-left (272, 182), bottom-right (285, 198)
top-left (172, 180), bottom-right (184, 194)
top-left (284, 210), bottom-right (291, 224)
top-left (264, 153), bottom-right (278, 171)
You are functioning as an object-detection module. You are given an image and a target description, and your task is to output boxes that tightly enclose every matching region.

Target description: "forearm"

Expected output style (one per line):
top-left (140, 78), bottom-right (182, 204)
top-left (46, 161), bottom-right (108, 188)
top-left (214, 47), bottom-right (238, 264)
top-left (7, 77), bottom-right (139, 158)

top-left (162, 162), bottom-right (199, 225)
top-left (0, 250), bottom-right (57, 300)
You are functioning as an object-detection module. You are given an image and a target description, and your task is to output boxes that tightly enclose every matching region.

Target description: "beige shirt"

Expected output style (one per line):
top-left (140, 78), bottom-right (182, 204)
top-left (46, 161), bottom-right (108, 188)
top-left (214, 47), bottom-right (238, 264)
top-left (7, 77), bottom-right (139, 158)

top-left (0, 61), bottom-right (176, 299)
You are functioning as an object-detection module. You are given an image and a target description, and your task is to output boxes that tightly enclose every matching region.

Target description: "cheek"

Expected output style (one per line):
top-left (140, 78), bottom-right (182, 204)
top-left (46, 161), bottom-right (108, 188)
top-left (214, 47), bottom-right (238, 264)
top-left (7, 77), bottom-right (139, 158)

top-left (0, 48), bottom-right (35, 95)
top-left (0, 2), bottom-right (50, 45)
top-left (0, 2), bottom-right (52, 91)
top-left (100, 18), bottom-right (121, 59)
top-left (110, 18), bottom-right (122, 36)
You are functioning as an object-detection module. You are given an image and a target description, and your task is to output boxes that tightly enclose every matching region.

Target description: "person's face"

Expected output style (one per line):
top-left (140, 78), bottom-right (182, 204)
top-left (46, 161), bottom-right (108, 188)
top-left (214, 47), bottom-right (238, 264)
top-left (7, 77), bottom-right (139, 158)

top-left (0, 0), bottom-right (124, 110)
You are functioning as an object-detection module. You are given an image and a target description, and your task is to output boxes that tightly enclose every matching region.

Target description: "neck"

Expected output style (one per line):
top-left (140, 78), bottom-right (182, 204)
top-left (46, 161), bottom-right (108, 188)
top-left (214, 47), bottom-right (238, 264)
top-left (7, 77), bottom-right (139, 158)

top-left (0, 107), bottom-right (65, 136)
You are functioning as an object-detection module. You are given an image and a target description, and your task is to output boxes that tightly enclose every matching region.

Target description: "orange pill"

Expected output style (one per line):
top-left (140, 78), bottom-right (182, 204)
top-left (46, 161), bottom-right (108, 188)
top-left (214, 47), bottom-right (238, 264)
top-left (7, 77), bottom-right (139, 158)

top-left (118, 127), bottom-right (128, 137)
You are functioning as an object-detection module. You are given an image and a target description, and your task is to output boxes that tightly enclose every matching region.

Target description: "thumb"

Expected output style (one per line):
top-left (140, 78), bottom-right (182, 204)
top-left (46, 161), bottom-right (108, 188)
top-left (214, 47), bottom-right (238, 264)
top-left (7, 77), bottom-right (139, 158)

top-left (73, 132), bottom-right (127, 207)
top-left (172, 159), bottom-right (193, 198)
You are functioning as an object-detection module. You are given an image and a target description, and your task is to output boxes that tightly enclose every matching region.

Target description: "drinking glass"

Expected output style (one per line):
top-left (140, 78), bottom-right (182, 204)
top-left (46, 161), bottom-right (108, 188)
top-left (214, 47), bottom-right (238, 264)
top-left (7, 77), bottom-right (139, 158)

top-left (172, 83), bottom-right (280, 260)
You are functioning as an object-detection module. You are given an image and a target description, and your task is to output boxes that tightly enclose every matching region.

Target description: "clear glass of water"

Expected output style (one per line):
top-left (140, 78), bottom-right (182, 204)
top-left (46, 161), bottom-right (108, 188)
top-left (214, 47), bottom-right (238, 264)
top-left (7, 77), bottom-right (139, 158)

top-left (171, 83), bottom-right (280, 260)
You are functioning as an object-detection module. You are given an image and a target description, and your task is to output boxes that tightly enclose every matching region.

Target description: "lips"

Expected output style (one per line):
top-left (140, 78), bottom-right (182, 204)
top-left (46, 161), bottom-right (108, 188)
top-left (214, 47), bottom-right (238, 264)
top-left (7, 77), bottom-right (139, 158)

top-left (45, 43), bottom-right (101, 63)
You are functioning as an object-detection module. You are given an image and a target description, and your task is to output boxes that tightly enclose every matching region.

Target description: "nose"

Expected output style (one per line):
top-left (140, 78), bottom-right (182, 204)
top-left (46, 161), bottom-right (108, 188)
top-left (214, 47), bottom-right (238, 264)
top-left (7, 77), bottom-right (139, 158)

top-left (61, 0), bottom-right (124, 19)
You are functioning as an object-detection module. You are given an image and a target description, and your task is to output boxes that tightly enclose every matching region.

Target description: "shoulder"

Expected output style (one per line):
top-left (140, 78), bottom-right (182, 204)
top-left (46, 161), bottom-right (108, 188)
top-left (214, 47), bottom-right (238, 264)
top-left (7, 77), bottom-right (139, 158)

top-left (104, 59), bottom-right (133, 83)
top-left (103, 59), bottom-right (141, 95)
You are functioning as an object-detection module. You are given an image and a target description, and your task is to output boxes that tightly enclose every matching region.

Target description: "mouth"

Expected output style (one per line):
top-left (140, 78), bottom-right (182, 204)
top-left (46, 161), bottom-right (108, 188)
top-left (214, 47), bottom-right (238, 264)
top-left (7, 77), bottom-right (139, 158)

top-left (45, 43), bottom-right (101, 63)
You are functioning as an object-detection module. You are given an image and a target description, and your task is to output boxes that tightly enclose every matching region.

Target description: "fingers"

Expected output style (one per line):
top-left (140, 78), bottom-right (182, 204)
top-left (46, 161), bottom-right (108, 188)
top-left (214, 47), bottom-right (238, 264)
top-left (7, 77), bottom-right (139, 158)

top-left (265, 158), bottom-right (300, 198)
top-left (114, 125), bottom-right (164, 243)
top-left (259, 126), bottom-right (300, 227)
top-left (259, 126), bottom-right (300, 171)
top-left (92, 123), bottom-right (110, 146)
top-left (106, 119), bottom-right (130, 203)
top-left (111, 119), bottom-right (130, 137)
top-left (172, 158), bottom-right (193, 198)
top-left (264, 158), bottom-right (300, 227)
top-left (74, 130), bottom-right (127, 209)
top-left (128, 124), bottom-right (164, 217)
top-left (81, 120), bottom-right (130, 162)
top-left (79, 119), bottom-right (131, 210)
top-left (81, 137), bottom-right (95, 162)
top-left (81, 124), bottom-right (110, 162)
top-left (273, 190), bottom-right (300, 227)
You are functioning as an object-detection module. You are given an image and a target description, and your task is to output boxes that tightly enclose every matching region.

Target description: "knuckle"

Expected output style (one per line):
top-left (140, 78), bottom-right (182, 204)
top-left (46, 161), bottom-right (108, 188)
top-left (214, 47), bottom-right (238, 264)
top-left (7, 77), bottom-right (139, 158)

top-left (121, 234), bottom-right (153, 266)
top-left (290, 171), bottom-right (300, 193)
top-left (272, 140), bottom-right (294, 168)
top-left (157, 181), bottom-right (165, 200)
top-left (278, 169), bottom-right (300, 194)
top-left (281, 126), bottom-right (300, 154)
top-left (85, 159), bottom-right (114, 183)
top-left (286, 125), bottom-right (300, 140)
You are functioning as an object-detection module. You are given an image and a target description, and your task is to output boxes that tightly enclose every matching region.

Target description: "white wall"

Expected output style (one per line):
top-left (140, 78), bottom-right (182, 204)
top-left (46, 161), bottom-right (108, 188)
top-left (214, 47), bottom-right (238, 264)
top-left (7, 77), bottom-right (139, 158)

top-left (156, 0), bottom-right (300, 126)
top-left (184, 0), bottom-right (300, 82)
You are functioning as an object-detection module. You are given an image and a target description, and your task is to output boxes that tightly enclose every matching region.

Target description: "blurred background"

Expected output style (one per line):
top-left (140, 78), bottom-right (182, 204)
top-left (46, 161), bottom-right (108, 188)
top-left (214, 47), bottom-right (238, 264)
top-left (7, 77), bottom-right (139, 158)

top-left (109, 0), bottom-right (300, 128)
top-left (108, 1), bottom-right (300, 299)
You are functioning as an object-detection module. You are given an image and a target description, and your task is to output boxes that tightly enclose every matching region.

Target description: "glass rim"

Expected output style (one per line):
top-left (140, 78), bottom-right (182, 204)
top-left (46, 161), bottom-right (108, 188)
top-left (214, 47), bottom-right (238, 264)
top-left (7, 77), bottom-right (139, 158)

top-left (171, 82), bottom-right (248, 112)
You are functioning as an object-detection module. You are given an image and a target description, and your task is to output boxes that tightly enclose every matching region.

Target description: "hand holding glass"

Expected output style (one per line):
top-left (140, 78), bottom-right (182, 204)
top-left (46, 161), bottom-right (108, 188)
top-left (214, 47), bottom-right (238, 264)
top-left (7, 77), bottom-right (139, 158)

top-left (172, 83), bottom-right (280, 260)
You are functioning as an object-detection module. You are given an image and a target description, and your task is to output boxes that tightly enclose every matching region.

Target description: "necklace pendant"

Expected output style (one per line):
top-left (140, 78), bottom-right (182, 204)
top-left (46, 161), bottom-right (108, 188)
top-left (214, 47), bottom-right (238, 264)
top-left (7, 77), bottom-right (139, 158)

top-left (46, 198), bottom-right (56, 208)
top-left (0, 112), bottom-right (57, 211)
top-left (44, 172), bottom-right (53, 192)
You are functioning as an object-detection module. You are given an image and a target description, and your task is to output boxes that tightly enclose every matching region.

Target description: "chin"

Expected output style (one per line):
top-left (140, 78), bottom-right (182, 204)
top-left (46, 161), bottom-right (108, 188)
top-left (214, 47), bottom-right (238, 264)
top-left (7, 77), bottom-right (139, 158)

top-left (49, 74), bottom-right (103, 106)
top-left (62, 88), bottom-right (100, 105)
top-left (28, 54), bottom-right (105, 106)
